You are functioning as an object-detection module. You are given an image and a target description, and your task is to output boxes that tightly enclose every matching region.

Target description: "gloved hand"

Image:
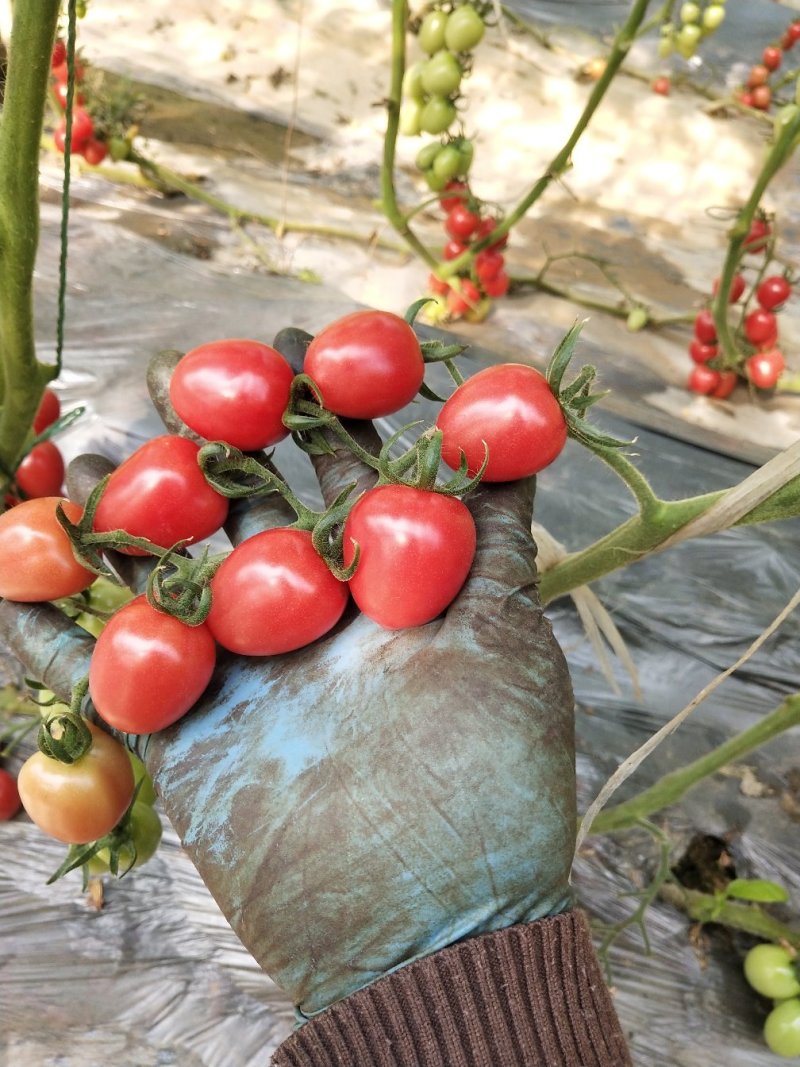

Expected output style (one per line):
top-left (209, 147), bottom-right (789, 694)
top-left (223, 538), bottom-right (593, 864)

top-left (0, 330), bottom-right (628, 1067)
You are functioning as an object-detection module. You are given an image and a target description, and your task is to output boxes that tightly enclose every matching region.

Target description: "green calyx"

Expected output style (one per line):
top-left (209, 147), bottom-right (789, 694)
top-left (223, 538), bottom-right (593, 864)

top-left (37, 677), bottom-right (92, 763)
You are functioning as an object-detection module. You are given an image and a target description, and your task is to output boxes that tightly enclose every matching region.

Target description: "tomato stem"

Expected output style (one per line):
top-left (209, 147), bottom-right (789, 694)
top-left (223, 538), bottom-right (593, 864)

top-left (659, 882), bottom-right (800, 949)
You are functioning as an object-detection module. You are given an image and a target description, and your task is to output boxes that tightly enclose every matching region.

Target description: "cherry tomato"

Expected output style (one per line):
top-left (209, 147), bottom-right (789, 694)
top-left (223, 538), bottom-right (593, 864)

top-left (687, 365), bottom-right (721, 395)
top-left (688, 340), bottom-right (718, 364)
top-left (710, 370), bottom-right (738, 399)
top-left (343, 485), bottom-right (476, 629)
top-left (443, 238), bottom-right (468, 260)
top-left (207, 528), bottom-right (348, 655)
top-left (693, 309), bottom-right (717, 343)
top-left (445, 204), bottom-right (481, 241)
top-left (446, 278), bottom-right (481, 317)
top-left (51, 40), bottom-right (67, 68)
top-left (746, 348), bottom-right (785, 389)
top-left (744, 308), bottom-right (779, 347)
top-left (419, 9), bottom-right (449, 54)
top-left (439, 180), bottom-right (468, 213)
top-left (747, 65), bottom-right (769, 89)
top-left (420, 51), bottom-right (463, 97)
top-left (474, 216), bottom-right (508, 249)
top-left (744, 217), bottom-right (771, 252)
top-left (87, 801), bottom-right (163, 875)
top-left (51, 59), bottom-right (85, 84)
top-left (81, 138), bottom-right (108, 166)
top-left (170, 339), bottom-right (294, 451)
top-left (738, 91), bottom-right (754, 108)
top-left (419, 96), bottom-right (457, 135)
top-left (783, 22), bottom-right (800, 49)
top-left (764, 999), bottom-right (800, 1058)
top-left (751, 85), bottom-right (772, 111)
top-left (436, 363), bottom-right (567, 481)
top-left (18, 721), bottom-right (134, 844)
top-left (651, 76), bottom-right (670, 96)
top-left (763, 46), bottom-right (782, 72)
top-left (90, 597), bottom-right (216, 734)
top-left (428, 272), bottom-right (449, 296)
top-left (92, 435), bottom-right (229, 555)
top-left (756, 275), bottom-right (792, 310)
top-left (14, 440), bottom-right (65, 499)
top-left (712, 273), bottom-right (746, 303)
top-left (54, 82), bottom-right (85, 110)
top-left (54, 107), bottom-right (94, 153)
top-left (304, 310), bottom-right (425, 419)
top-left (475, 248), bottom-right (505, 283)
top-left (0, 497), bottom-right (95, 601)
top-left (33, 388), bottom-right (61, 433)
top-left (0, 769), bottom-right (21, 821)
top-left (481, 270), bottom-right (510, 298)
top-left (444, 4), bottom-right (486, 52)
top-left (744, 944), bottom-right (800, 999)
top-left (432, 145), bottom-right (465, 182)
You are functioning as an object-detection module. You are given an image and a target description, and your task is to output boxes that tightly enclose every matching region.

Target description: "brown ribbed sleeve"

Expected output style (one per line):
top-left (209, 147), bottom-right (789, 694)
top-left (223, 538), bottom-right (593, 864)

top-left (272, 910), bottom-right (632, 1067)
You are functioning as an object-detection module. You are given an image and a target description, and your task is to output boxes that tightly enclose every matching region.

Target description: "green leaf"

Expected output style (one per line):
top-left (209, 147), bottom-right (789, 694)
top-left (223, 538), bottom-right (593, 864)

top-left (404, 297), bottom-right (434, 325)
top-left (418, 381), bottom-right (447, 403)
top-left (725, 878), bottom-right (789, 904)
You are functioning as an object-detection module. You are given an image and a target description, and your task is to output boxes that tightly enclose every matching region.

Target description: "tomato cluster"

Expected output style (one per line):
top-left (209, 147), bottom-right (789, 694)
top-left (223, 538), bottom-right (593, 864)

top-left (737, 19), bottom-right (800, 112)
top-left (657, 0), bottom-right (726, 62)
top-left (428, 197), bottom-right (510, 320)
top-left (4, 388), bottom-right (65, 507)
top-left (50, 39), bottom-right (108, 165)
top-left (686, 216), bottom-right (792, 397)
top-left (743, 943), bottom-right (800, 1058)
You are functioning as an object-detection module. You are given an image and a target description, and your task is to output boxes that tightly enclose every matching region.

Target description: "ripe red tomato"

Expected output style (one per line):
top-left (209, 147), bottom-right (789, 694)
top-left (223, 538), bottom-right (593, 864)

top-left (54, 82), bottom-right (85, 110)
top-left (51, 40), bottom-right (67, 68)
top-left (439, 180), bottom-right (467, 213)
top-left (436, 363), bottom-right (567, 481)
top-left (428, 272), bottom-right (449, 295)
top-left (92, 435), bottom-right (229, 554)
top-left (481, 270), bottom-right (510, 298)
top-left (304, 310), bottom-right (425, 419)
top-left (170, 339), bottom-right (294, 450)
top-left (693, 309), bottom-right (717, 343)
top-left (746, 348), bottom-right (785, 389)
top-left (712, 273), bottom-right (746, 303)
top-left (687, 365), bottom-right (721, 395)
top-left (744, 217), bottom-right (771, 252)
top-left (33, 388), bottom-right (61, 433)
top-left (81, 138), bottom-right (108, 166)
top-left (651, 76), bottom-right (670, 96)
top-left (443, 239), bottom-right (468, 260)
top-left (474, 217), bottom-right (508, 249)
top-left (688, 340), bottom-right (718, 364)
top-left (446, 278), bottom-right (481, 317)
top-left (207, 528), bottom-right (349, 655)
top-left (751, 85), bottom-right (772, 111)
top-left (711, 370), bottom-right (738, 399)
top-left (783, 22), bottom-right (800, 48)
top-left (756, 275), bottom-right (791, 310)
top-left (51, 59), bottom-right (85, 84)
top-left (0, 769), bottom-right (21, 821)
top-left (0, 497), bottom-right (95, 601)
top-left (90, 597), bottom-right (216, 734)
top-left (747, 64), bottom-right (769, 89)
top-left (343, 485), bottom-right (476, 629)
top-left (18, 721), bottom-right (134, 844)
top-left (15, 440), bottom-right (65, 499)
top-left (54, 107), bottom-right (94, 154)
top-left (475, 248), bottom-right (505, 283)
top-left (744, 308), bottom-right (778, 347)
top-left (763, 46), bottom-right (782, 71)
top-left (445, 204), bottom-right (480, 241)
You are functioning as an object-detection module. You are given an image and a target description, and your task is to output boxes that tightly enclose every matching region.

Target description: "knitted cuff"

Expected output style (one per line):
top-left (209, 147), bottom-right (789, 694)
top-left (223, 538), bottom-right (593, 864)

top-left (272, 910), bottom-right (632, 1067)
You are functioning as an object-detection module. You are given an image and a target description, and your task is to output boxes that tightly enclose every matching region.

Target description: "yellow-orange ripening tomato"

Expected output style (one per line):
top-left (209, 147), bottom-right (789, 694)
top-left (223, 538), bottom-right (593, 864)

top-left (0, 497), bottom-right (96, 601)
top-left (18, 722), bottom-right (135, 844)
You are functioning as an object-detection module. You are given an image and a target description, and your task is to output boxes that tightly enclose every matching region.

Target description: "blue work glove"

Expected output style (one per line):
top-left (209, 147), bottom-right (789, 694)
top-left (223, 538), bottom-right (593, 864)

top-left (0, 330), bottom-right (578, 1035)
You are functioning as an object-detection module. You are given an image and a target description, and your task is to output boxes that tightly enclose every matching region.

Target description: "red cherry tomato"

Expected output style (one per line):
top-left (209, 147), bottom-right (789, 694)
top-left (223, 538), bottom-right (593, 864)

top-left (712, 273), bottom-right (746, 303)
top-left (51, 59), bottom-right (85, 84)
top-left (744, 217), bottom-right (771, 252)
top-left (446, 278), bottom-right (481, 317)
top-left (475, 249), bottom-right (505, 283)
top-left (651, 76), bottom-right (670, 96)
top-left (0, 497), bottom-right (95, 601)
top-left (756, 275), bottom-right (791, 311)
top-left (747, 65), bottom-right (769, 89)
top-left (54, 107), bottom-right (94, 153)
top-left (746, 348), bottom-right (785, 389)
top-left (170, 339), bottom-right (294, 450)
top-left (53, 82), bottom-right (85, 110)
top-left (51, 40), bottom-right (67, 68)
top-left (687, 365), bottom-right (721, 395)
top-left (763, 46), bottom-right (782, 71)
top-left (436, 363), bottom-right (567, 481)
top-left (304, 310), bottom-right (425, 419)
top-left (711, 370), bottom-right (738, 399)
top-left (475, 217), bottom-right (508, 249)
top-left (783, 22), bottom-right (800, 48)
top-left (343, 485), bottom-right (476, 629)
top-left (0, 769), bottom-right (21, 821)
top-left (18, 722), bottom-right (134, 844)
top-left (738, 91), bottom-right (754, 108)
top-left (439, 180), bottom-right (467, 213)
top-left (693, 309), bottom-right (718, 343)
top-left (207, 528), bottom-right (349, 655)
top-left (443, 239), bottom-right (468, 260)
top-left (428, 272), bottom-right (450, 295)
top-left (81, 138), bottom-right (108, 166)
top-left (90, 597), bottom-right (216, 734)
top-left (688, 340), bottom-right (718, 364)
top-left (15, 440), bottom-right (65, 499)
top-left (744, 308), bottom-right (779, 347)
top-left (92, 435), bottom-right (229, 555)
top-left (445, 204), bottom-right (481, 241)
top-left (481, 270), bottom-right (510, 298)
top-left (33, 388), bottom-right (61, 434)
top-left (751, 85), bottom-right (772, 111)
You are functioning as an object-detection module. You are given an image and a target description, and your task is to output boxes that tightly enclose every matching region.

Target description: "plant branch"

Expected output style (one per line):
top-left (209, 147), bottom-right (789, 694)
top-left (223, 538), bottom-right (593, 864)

top-left (660, 882), bottom-right (800, 947)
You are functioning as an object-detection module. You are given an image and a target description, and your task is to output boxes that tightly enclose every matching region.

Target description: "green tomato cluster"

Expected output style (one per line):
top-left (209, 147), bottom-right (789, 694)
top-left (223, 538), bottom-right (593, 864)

top-left (400, 3), bottom-right (486, 137)
top-left (743, 943), bottom-right (800, 1058)
top-left (658, 0), bottom-right (726, 60)
top-left (415, 136), bottom-right (474, 191)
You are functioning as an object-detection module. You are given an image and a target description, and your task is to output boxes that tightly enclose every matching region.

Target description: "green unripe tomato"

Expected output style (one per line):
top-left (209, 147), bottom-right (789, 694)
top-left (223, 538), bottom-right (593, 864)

top-left (416, 141), bottom-right (442, 171)
top-left (626, 306), bottom-right (649, 332)
top-left (680, 2), bottom-right (701, 23)
top-left (444, 5), bottom-right (486, 52)
top-left (419, 9), bottom-right (449, 55)
top-left (108, 137), bottom-right (131, 162)
top-left (420, 95), bottom-right (457, 134)
top-left (676, 23), bottom-right (701, 56)
top-left (424, 168), bottom-right (449, 192)
top-left (87, 802), bottom-right (163, 876)
top-left (458, 137), bottom-right (474, 174)
top-left (403, 61), bottom-right (427, 103)
top-left (744, 945), bottom-right (800, 1000)
top-left (702, 4), bottom-right (725, 30)
top-left (399, 99), bottom-right (424, 136)
top-left (764, 998), bottom-right (800, 1058)
top-left (420, 51), bottom-right (463, 97)
top-left (432, 143), bottom-right (465, 181)
top-left (129, 752), bottom-right (158, 807)
top-left (657, 36), bottom-right (674, 58)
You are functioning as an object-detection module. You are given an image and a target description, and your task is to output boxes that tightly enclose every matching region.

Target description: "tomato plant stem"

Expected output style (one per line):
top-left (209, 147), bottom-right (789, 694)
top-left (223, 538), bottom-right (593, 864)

top-left (0, 0), bottom-right (61, 475)
top-left (588, 694), bottom-right (800, 834)
top-left (659, 882), bottom-right (800, 948)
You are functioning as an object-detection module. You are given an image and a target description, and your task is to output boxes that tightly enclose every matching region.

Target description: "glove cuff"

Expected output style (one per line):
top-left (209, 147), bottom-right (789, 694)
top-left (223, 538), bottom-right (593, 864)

top-left (272, 909), bottom-right (631, 1067)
